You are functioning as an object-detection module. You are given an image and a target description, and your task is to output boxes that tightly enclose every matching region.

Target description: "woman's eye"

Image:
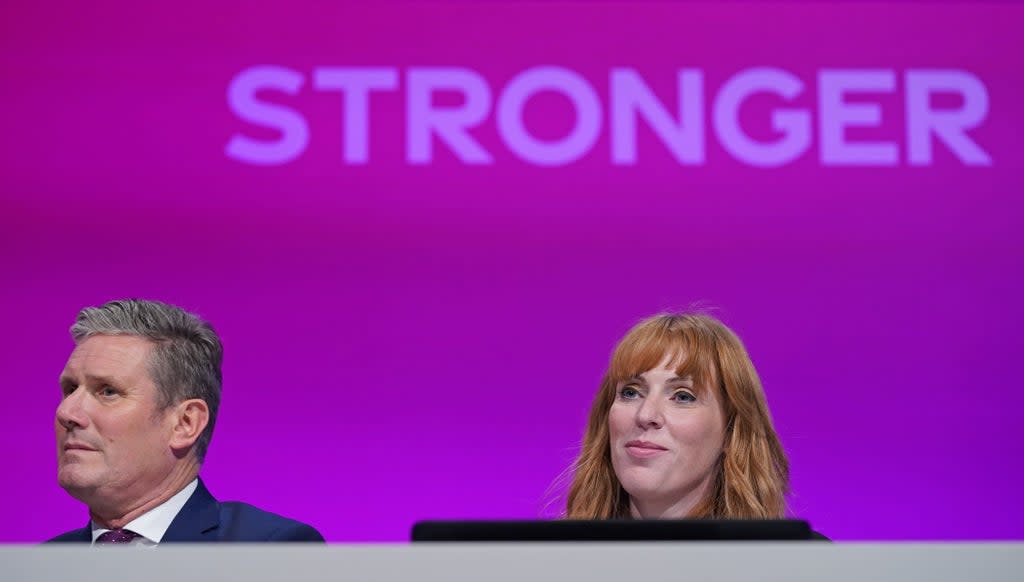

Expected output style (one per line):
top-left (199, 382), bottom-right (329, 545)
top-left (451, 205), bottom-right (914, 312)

top-left (619, 386), bottom-right (641, 399)
top-left (672, 391), bottom-right (696, 403)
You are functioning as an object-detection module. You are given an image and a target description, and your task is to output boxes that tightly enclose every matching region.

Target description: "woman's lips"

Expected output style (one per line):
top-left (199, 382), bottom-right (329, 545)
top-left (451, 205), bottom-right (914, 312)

top-left (625, 440), bottom-right (668, 459)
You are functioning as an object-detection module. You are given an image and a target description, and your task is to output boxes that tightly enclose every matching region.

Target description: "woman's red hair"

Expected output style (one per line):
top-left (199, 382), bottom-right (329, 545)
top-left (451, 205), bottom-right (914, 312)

top-left (565, 313), bottom-right (789, 519)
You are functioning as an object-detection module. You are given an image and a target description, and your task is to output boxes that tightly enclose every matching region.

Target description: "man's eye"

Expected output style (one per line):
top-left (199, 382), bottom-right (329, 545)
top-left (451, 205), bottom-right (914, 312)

top-left (619, 386), bottom-right (641, 399)
top-left (672, 391), bottom-right (696, 404)
top-left (99, 386), bottom-right (118, 397)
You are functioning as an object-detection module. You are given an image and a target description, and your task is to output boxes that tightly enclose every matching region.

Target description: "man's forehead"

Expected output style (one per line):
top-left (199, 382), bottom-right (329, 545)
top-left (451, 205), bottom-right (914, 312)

top-left (63, 334), bottom-right (155, 376)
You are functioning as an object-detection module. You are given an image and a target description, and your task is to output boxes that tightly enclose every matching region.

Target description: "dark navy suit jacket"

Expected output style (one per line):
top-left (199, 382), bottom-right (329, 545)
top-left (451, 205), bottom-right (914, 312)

top-left (46, 479), bottom-right (324, 543)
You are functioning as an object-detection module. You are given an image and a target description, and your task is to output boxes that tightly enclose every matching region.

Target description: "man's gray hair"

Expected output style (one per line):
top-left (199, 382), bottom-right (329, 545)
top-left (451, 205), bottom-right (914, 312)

top-left (70, 299), bottom-right (222, 462)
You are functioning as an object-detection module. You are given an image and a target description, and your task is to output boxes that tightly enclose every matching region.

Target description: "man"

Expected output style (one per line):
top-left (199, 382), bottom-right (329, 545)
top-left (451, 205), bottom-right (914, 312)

top-left (48, 299), bottom-right (323, 544)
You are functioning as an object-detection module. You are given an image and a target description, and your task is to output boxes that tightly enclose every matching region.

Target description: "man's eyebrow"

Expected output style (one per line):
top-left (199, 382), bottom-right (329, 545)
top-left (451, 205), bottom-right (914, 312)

top-left (62, 373), bottom-right (120, 386)
top-left (84, 373), bottom-right (120, 385)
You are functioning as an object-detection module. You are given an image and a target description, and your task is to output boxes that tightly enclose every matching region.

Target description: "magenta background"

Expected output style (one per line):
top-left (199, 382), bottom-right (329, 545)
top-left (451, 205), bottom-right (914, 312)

top-left (2, 1), bottom-right (1023, 542)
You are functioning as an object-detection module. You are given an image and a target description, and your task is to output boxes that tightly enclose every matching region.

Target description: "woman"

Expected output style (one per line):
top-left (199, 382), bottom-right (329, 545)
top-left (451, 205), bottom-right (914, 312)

top-left (566, 313), bottom-right (789, 520)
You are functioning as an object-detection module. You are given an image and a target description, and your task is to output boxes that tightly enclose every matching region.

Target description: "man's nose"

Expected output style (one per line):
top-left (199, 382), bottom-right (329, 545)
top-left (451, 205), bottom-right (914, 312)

top-left (56, 388), bottom-right (88, 431)
top-left (635, 397), bottom-right (664, 429)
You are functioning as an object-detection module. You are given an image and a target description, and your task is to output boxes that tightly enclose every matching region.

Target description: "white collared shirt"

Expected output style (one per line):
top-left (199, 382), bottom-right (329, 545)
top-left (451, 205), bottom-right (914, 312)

top-left (90, 479), bottom-right (199, 547)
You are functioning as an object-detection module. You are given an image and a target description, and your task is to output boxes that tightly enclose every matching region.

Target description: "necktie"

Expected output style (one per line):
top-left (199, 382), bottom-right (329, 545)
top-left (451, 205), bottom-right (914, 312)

top-left (96, 529), bottom-right (142, 544)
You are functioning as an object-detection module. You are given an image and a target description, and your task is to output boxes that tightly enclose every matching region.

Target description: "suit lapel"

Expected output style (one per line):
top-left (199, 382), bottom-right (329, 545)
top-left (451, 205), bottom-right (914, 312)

top-left (76, 525), bottom-right (93, 542)
top-left (64, 525), bottom-right (93, 543)
top-left (161, 479), bottom-right (220, 542)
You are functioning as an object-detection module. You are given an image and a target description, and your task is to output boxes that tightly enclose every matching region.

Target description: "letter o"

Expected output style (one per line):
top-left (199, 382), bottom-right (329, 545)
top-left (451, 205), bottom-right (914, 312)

top-left (497, 67), bottom-right (602, 166)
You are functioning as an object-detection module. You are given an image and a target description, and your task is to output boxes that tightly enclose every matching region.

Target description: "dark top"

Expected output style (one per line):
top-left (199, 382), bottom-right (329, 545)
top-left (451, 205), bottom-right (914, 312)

top-left (46, 479), bottom-right (324, 543)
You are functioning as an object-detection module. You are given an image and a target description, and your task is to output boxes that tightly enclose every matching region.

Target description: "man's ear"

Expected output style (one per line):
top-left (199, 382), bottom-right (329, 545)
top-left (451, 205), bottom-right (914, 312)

top-left (169, 398), bottom-right (209, 453)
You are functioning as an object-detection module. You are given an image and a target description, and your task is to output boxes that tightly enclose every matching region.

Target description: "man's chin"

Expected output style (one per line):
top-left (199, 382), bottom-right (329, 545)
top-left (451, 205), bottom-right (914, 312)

top-left (57, 468), bottom-right (100, 501)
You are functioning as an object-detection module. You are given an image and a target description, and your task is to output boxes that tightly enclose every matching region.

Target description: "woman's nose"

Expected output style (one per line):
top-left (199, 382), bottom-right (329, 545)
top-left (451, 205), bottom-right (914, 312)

top-left (635, 397), bottom-right (664, 429)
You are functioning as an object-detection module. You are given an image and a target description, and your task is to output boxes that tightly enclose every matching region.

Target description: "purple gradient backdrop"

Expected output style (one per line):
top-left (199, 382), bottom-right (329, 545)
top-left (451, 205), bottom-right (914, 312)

top-left (2, 1), bottom-right (1022, 542)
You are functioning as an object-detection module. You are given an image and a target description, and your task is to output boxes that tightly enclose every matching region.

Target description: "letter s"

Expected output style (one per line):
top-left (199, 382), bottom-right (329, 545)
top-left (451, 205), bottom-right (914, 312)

top-left (225, 66), bottom-right (309, 165)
